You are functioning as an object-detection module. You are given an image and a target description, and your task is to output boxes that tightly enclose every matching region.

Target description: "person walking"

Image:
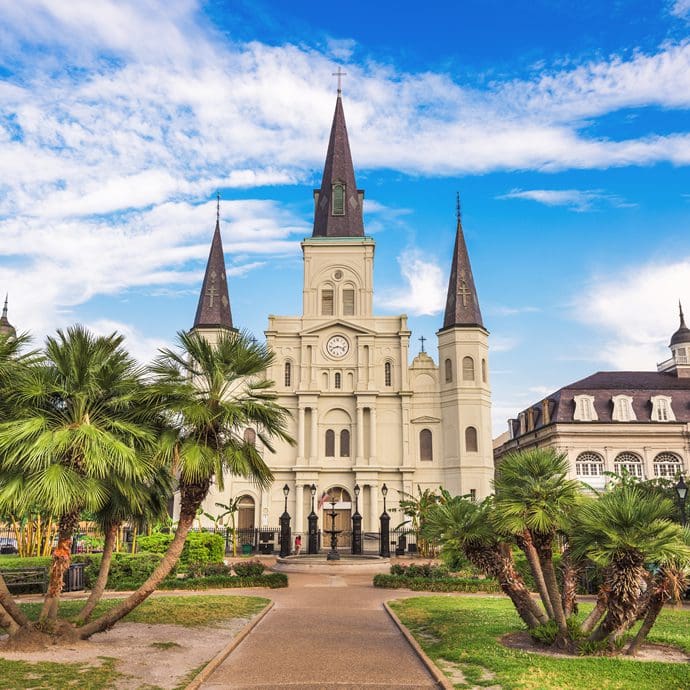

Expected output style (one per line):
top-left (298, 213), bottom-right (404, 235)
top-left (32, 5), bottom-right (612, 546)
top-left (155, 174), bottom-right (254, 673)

top-left (294, 534), bottom-right (302, 555)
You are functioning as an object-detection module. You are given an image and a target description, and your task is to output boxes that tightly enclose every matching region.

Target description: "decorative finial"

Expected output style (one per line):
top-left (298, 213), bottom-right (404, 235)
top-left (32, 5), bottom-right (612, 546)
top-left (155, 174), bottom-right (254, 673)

top-left (681, 300), bottom-right (687, 328)
top-left (2, 294), bottom-right (7, 319)
top-left (419, 335), bottom-right (427, 353)
top-left (332, 67), bottom-right (347, 96)
top-left (216, 192), bottom-right (220, 224)
top-left (456, 192), bottom-right (461, 223)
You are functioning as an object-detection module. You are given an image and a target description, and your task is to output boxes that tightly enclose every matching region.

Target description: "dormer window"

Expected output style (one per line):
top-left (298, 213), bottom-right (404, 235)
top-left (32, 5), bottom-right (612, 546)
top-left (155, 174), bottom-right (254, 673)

top-left (651, 395), bottom-right (675, 422)
top-left (332, 183), bottom-right (345, 215)
top-left (573, 394), bottom-right (598, 422)
top-left (612, 395), bottom-right (636, 422)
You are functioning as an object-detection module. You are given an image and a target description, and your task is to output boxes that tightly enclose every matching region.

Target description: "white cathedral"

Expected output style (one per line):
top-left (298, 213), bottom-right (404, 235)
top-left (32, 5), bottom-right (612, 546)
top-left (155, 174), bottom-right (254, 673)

top-left (193, 91), bottom-right (494, 537)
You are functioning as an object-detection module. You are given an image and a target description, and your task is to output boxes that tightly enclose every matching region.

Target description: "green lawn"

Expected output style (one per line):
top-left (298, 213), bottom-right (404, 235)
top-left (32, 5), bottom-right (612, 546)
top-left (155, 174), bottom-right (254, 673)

top-left (390, 596), bottom-right (690, 690)
top-left (0, 595), bottom-right (269, 690)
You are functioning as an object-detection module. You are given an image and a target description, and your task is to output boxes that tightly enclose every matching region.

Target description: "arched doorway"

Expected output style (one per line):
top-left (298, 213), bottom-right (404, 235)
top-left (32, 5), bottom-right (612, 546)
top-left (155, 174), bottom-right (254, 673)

top-left (237, 495), bottom-right (255, 546)
top-left (321, 487), bottom-right (352, 548)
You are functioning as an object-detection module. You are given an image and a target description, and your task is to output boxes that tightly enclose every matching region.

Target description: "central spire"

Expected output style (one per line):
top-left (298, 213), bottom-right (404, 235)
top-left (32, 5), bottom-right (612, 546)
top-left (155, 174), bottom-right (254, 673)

top-left (312, 89), bottom-right (364, 238)
top-left (193, 198), bottom-right (234, 331)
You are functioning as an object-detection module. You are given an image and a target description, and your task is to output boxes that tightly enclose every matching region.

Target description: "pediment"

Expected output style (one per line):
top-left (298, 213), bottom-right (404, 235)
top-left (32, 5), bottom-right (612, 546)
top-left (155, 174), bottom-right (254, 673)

top-left (410, 415), bottom-right (442, 424)
top-left (300, 319), bottom-right (377, 337)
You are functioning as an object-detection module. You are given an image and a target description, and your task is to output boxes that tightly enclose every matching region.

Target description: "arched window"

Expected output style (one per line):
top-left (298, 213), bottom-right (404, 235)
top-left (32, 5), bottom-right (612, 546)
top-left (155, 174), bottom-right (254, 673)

top-left (482, 358), bottom-right (487, 383)
top-left (340, 429), bottom-right (350, 457)
top-left (462, 356), bottom-right (475, 381)
top-left (321, 288), bottom-right (334, 316)
top-left (614, 452), bottom-right (644, 478)
top-left (334, 372), bottom-right (342, 389)
top-left (244, 428), bottom-right (256, 446)
top-left (384, 361), bottom-right (392, 387)
top-left (653, 452), bottom-right (682, 478)
top-left (575, 452), bottom-right (604, 478)
top-left (284, 361), bottom-right (291, 387)
top-left (465, 426), bottom-right (478, 452)
top-left (444, 358), bottom-right (453, 383)
top-left (343, 288), bottom-right (355, 316)
top-left (325, 429), bottom-right (335, 457)
top-left (419, 429), bottom-right (433, 461)
top-left (237, 495), bottom-right (255, 530)
top-left (332, 183), bottom-right (345, 215)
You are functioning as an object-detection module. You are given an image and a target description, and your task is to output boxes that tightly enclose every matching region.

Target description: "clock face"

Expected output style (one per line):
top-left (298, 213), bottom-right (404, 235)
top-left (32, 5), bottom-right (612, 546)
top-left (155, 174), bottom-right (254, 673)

top-left (326, 335), bottom-right (349, 358)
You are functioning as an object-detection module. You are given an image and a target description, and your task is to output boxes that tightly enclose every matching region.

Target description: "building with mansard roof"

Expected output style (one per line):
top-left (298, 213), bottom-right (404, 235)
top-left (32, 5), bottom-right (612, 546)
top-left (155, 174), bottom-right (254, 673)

top-left (493, 305), bottom-right (690, 490)
top-left (192, 91), bottom-right (494, 537)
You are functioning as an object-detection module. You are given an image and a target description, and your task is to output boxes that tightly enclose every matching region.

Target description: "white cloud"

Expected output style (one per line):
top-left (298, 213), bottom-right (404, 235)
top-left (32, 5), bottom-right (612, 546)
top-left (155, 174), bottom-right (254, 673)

top-left (671, 1), bottom-right (690, 19)
top-left (574, 259), bottom-right (690, 369)
top-left (378, 249), bottom-right (446, 316)
top-left (491, 336), bottom-right (520, 353)
top-left (490, 305), bottom-right (541, 316)
top-left (498, 189), bottom-right (634, 212)
top-left (87, 318), bottom-right (170, 365)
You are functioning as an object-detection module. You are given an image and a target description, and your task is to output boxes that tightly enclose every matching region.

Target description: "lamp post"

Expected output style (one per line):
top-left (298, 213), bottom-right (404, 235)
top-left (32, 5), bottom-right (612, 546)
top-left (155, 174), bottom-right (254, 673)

top-left (308, 483), bottom-right (319, 554)
top-left (351, 484), bottom-right (362, 555)
top-left (279, 483), bottom-right (291, 557)
top-left (326, 495), bottom-right (341, 561)
top-left (379, 483), bottom-right (390, 558)
top-left (675, 475), bottom-right (687, 527)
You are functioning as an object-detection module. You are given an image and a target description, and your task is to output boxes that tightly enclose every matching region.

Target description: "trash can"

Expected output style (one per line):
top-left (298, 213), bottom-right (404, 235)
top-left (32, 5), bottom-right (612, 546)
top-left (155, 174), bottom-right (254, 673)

top-left (63, 562), bottom-right (85, 592)
top-left (242, 543), bottom-right (253, 555)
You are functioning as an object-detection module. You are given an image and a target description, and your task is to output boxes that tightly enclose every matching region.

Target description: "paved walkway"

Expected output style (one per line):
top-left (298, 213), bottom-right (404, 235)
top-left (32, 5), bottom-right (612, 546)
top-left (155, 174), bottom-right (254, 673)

top-left (199, 571), bottom-right (438, 689)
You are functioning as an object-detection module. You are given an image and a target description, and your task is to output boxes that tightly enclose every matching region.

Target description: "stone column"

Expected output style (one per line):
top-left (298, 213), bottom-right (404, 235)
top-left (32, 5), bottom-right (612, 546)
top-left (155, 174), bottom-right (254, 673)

top-left (310, 407), bottom-right (319, 464)
top-left (368, 483), bottom-right (379, 532)
top-left (297, 406), bottom-right (305, 462)
top-left (295, 483), bottom-right (304, 536)
top-left (369, 406), bottom-right (377, 463)
top-left (357, 405), bottom-right (365, 462)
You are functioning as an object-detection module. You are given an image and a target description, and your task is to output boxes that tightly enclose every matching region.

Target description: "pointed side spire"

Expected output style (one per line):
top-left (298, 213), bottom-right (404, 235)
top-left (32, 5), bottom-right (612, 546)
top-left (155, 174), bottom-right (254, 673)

top-left (193, 200), bottom-right (234, 331)
top-left (0, 293), bottom-right (16, 339)
top-left (680, 300), bottom-right (687, 328)
top-left (670, 299), bottom-right (690, 347)
top-left (441, 194), bottom-right (484, 331)
top-left (312, 91), bottom-right (364, 238)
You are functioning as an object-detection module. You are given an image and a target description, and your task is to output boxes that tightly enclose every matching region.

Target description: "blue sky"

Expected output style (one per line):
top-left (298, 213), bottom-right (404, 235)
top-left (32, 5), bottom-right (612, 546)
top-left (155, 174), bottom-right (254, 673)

top-left (1, 1), bottom-right (690, 434)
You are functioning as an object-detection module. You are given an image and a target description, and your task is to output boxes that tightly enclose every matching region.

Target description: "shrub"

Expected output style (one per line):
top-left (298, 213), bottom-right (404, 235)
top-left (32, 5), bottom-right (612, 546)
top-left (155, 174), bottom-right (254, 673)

top-left (80, 552), bottom-right (166, 591)
top-left (0, 556), bottom-right (52, 569)
top-left (203, 562), bottom-right (232, 577)
top-left (158, 572), bottom-right (287, 590)
top-left (137, 531), bottom-right (225, 566)
top-left (233, 559), bottom-right (265, 577)
top-left (389, 563), bottom-right (449, 579)
top-left (373, 574), bottom-right (500, 593)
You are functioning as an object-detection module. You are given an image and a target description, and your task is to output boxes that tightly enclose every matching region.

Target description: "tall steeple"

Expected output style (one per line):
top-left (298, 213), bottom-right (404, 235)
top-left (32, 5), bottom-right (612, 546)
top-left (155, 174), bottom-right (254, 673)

top-left (193, 195), bottom-right (234, 331)
top-left (441, 194), bottom-right (484, 330)
top-left (0, 294), bottom-right (16, 339)
top-left (312, 90), bottom-right (364, 238)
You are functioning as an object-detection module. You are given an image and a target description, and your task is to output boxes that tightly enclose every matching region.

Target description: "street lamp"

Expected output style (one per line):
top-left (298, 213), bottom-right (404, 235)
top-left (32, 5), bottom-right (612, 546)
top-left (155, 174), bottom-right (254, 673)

top-left (675, 475), bottom-right (687, 527)
top-left (379, 483), bottom-right (390, 558)
top-left (308, 483), bottom-right (318, 554)
top-left (279, 483), bottom-right (291, 557)
top-left (351, 484), bottom-right (362, 555)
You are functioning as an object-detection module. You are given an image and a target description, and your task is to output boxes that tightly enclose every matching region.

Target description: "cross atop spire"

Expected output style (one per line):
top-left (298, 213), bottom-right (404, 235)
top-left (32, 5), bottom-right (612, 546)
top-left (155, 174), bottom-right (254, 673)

top-left (441, 195), bottom-right (485, 331)
top-left (193, 199), bottom-right (234, 332)
top-left (332, 67), bottom-right (347, 96)
top-left (2, 294), bottom-right (7, 320)
top-left (312, 90), bottom-right (364, 238)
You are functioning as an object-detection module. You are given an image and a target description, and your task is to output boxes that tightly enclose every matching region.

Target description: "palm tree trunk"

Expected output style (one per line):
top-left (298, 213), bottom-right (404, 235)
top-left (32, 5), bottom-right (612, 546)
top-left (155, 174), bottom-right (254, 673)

top-left (75, 523), bottom-right (118, 624)
top-left (560, 545), bottom-right (579, 617)
top-left (516, 532), bottom-right (555, 619)
top-left (534, 534), bottom-right (570, 647)
top-left (581, 585), bottom-right (608, 634)
top-left (0, 603), bottom-right (19, 633)
top-left (0, 574), bottom-right (30, 628)
top-left (40, 510), bottom-right (79, 624)
top-left (78, 482), bottom-right (208, 640)
top-left (626, 591), bottom-right (665, 656)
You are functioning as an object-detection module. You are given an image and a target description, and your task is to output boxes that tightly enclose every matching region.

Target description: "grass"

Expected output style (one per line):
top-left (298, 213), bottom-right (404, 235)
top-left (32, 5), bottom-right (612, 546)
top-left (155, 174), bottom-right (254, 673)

top-left (390, 596), bottom-right (690, 690)
top-left (0, 656), bottom-right (118, 690)
top-left (0, 595), bottom-right (269, 689)
top-left (11, 594), bottom-right (268, 628)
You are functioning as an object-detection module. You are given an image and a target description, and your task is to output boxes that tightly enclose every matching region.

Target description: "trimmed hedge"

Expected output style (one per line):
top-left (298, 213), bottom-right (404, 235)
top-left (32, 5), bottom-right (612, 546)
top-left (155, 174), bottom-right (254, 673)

top-left (81, 552), bottom-right (167, 591)
top-left (159, 573), bottom-right (288, 590)
top-left (389, 563), bottom-right (449, 579)
top-left (137, 531), bottom-right (225, 566)
top-left (0, 556), bottom-right (52, 569)
top-left (373, 573), bottom-right (501, 593)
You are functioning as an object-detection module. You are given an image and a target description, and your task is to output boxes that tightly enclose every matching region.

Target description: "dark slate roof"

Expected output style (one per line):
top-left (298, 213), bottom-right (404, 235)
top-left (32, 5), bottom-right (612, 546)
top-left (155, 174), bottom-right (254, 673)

top-left (193, 218), bottom-right (234, 330)
top-left (508, 370), bottom-right (690, 437)
top-left (312, 95), bottom-right (365, 238)
top-left (670, 303), bottom-right (690, 346)
top-left (0, 295), bottom-right (16, 339)
top-left (441, 211), bottom-right (484, 330)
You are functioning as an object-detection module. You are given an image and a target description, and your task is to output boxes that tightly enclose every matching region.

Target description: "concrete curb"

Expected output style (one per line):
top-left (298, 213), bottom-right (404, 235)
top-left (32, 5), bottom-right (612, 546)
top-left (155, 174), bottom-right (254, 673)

top-left (184, 600), bottom-right (274, 690)
top-left (383, 602), bottom-right (454, 690)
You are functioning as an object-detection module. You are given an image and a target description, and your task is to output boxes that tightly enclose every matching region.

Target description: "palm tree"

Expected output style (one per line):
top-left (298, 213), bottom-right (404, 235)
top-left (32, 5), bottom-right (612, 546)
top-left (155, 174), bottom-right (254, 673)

top-left (397, 487), bottom-right (440, 557)
top-left (79, 329), bottom-right (293, 639)
top-left (423, 496), bottom-right (547, 629)
top-left (570, 484), bottom-right (690, 648)
top-left (493, 448), bottom-right (581, 647)
top-left (215, 497), bottom-right (242, 556)
top-left (0, 326), bottom-right (160, 628)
